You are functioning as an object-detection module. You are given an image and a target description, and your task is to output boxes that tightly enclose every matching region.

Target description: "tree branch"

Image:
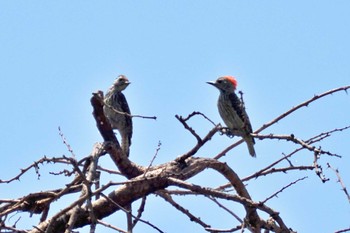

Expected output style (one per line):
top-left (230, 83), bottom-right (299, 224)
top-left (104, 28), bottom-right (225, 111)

top-left (260, 176), bottom-right (308, 204)
top-left (157, 191), bottom-right (211, 229)
top-left (327, 163), bottom-right (350, 204)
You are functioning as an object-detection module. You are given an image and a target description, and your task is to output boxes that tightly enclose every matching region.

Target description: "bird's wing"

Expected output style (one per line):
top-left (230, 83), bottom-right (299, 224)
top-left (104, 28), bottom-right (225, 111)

top-left (228, 93), bottom-right (254, 140)
top-left (117, 92), bottom-right (133, 139)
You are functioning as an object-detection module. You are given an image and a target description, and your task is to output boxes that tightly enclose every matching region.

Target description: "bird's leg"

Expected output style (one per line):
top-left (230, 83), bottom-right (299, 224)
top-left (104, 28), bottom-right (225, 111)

top-left (220, 127), bottom-right (235, 138)
top-left (219, 126), bottom-right (228, 135)
top-left (225, 129), bottom-right (236, 138)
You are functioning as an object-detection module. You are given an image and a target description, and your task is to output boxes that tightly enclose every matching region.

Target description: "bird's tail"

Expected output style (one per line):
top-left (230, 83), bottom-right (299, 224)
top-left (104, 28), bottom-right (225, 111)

top-left (121, 133), bottom-right (132, 157)
top-left (244, 135), bottom-right (256, 157)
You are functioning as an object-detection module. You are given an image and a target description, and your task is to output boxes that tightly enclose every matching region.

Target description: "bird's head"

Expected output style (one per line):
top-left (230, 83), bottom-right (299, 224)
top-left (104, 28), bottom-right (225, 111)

top-left (207, 76), bottom-right (237, 93)
top-left (112, 75), bottom-right (131, 91)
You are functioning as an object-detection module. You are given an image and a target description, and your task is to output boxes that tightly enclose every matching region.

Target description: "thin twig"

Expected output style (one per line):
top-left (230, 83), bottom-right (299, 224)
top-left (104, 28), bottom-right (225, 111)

top-left (0, 156), bottom-right (72, 184)
top-left (242, 166), bottom-right (313, 183)
top-left (253, 133), bottom-right (340, 157)
top-left (132, 196), bottom-right (147, 228)
top-left (335, 227), bottom-right (350, 233)
top-left (97, 166), bottom-right (122, 175)
top-left (261, 177), bottom-right (308, 204)
top-left (0, 224), bottom-right (28, 233)
top-left (97, 219), bottom-right (127, 233)
top-left (58, 127), bottom-right (76, 158)
top-left (181, 111), bottom-right (217, 126)
top-left (175, 124), bottom-right (220, 162)
top-left (158, 191), bottom-right (211, 229)
top-left (306, 125), bottom-right (350, 144)
top-left (144, 141), bottom-right (162, 175)
top-left (313, 152), bottom-right (329, 183)
top-left (327, 163), bottom-right (350, 204)
top-left (104, 101), bottom-right (157, 120)
top-left (100, 193), bottom-right (164, 233)
top-left (175, 114), bottom-right (202, 142)
top-left (208, 197), bottom-right (243, 223)
top-left (205, 226), bottom-right (242, 233)
top-left (44, 192), bottom-right (89, 232)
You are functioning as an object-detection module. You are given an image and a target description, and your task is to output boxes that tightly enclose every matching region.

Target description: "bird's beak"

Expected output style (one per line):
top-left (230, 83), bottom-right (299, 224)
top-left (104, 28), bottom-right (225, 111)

top-left (206, 81), bottom-right (216, 86)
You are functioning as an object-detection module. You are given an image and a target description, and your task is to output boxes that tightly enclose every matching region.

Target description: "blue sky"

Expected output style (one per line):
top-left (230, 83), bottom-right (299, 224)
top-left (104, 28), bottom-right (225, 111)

top-left (1, 1), bottom-right (350, 232)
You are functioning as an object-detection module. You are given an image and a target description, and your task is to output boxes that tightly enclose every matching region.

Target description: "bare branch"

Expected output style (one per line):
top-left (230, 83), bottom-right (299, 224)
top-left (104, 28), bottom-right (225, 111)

top-left (58, 127), bottom-right (76, 159)
top-left (313, 152), bottom-right (329, 183)
top-left (306, 125), bottom-right (350, 144)
top-left (252, 133), bottom-right (340, 157)
top-left (181, 111), bottom-right (217, 126)
top-left (167, 177), bottom-right (290, 232)
top-left (0, 224), bottom-right (28, 233)
top-left (208, 197), bottom-right (243, 223)
top-left (261, 177), bottom-right (308, 204)
top-left (335, 227), bottom-right (350, 233)
top-left (175, 114), bottom-right (202, 142)
top-left (97, 219), bottom-right (127, 233)
top-left (100, 193), bottom-right (165, 233)
top-left (255, 85), bottom-right (350, 134)
top-left (0, 156), bottom-right (72, 184)
top-left (327, 163), bottom-right (350, 204)
top-left (205, 226), bottom-right (242, 233)
top-left (144, 141), bottom-right (162, 175)
top-left (158, 191), bottom-right (211, 229)
top-left (104, 98), bottom-right (157, 120)
top-left (175, 123), bottom-right (220, 162)
top-left (132, 196), bottom-right (147, 228)
top-left (97, 166), bottom-right (122, 176)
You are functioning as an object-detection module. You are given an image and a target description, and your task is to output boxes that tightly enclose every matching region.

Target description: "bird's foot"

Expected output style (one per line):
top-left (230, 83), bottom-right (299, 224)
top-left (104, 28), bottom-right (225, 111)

top-left (220, 127), bottom-right (235, 138)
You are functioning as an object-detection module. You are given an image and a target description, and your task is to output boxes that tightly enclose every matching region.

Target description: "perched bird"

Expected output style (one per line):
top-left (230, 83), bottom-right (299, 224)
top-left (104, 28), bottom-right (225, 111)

top-left (207, 76), bottom-right (256, 157)
top-left (103, 75), bottom-right (133, 157)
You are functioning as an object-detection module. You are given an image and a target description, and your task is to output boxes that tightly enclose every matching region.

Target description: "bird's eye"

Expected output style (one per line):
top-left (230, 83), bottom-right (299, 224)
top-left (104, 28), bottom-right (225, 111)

top-left (217, 80), bottom-right (223, 83)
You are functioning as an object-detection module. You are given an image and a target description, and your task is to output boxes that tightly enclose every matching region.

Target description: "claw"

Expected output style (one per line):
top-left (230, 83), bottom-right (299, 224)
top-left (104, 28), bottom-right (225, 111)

top-left (220, 127), bottom-right (235, 138)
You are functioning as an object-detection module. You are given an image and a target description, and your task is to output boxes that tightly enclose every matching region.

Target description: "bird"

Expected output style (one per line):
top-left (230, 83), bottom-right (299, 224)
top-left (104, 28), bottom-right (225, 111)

top-left (103, 75), bottom-right (133, 157)
top-left (207, 76), bottom-right (256, 157)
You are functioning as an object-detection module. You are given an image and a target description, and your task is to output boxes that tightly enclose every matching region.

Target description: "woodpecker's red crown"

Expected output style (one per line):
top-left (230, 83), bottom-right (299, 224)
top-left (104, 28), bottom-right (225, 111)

top-left (207, 75), bottom-right (238, 93)
top-left (221, 76), bottom-right (238, 89)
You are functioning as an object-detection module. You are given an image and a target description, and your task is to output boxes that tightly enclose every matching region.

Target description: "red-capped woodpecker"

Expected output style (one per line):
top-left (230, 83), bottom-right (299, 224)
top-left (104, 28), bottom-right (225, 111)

top-left (207, 76), bottom-right (256, 157)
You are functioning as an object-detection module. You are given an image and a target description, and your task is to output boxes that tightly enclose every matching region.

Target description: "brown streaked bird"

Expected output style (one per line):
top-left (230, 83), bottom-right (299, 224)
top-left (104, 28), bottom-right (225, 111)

top-left (103, 75), bottom-right (133, 157)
